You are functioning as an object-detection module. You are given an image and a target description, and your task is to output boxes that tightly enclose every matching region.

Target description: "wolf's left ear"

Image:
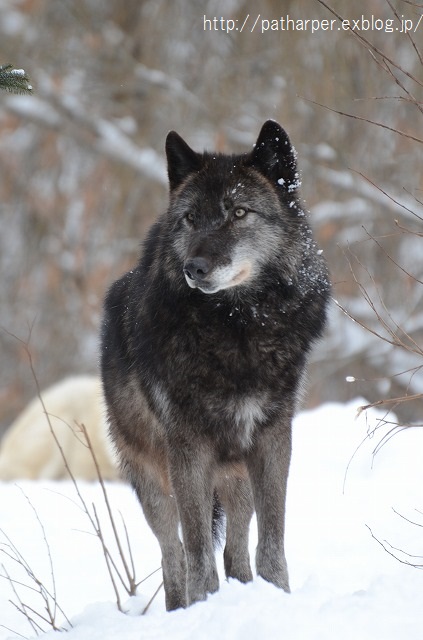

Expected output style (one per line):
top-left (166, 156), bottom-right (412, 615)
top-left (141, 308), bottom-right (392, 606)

top-left (166, 131), bottom-right (202, 190)
top-left (250, 120), bottom-right (298, 190)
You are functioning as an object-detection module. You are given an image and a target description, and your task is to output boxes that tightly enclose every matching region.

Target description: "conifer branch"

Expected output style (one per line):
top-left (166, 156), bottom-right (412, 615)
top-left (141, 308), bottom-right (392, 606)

top-left (0, 64), bottom-right (33, 95)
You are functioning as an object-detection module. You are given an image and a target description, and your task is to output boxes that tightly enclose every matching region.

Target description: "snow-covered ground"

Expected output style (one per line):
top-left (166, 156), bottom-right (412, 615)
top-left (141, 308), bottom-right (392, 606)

top-left (1, 399), bottom-right (423, 639)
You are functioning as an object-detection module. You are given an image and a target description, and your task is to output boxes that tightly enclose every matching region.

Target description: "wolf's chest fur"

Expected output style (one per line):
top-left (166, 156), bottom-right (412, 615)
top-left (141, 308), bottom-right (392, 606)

top-left (134, 292), bottom-right (301, 457)
top-left (150, 373), bottom-right (268, 454)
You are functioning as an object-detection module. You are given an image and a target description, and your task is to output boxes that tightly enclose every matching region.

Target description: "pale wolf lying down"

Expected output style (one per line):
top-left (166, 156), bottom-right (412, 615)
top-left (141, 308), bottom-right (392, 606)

top-left (0, 376), bottom-right (117, 481)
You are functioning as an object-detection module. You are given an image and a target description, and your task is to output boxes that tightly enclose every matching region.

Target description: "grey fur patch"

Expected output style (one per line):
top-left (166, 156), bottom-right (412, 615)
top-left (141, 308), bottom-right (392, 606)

top-left (150, 380), bottom-right (172, 421)
top-left (227, 395), bottom-right (267, 449)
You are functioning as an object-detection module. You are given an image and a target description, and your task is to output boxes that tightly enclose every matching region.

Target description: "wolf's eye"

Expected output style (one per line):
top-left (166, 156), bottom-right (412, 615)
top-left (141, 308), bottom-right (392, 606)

top-left (234, 208), bottom-right (247, 219)
top-left (185, 212), bottom-right (195, 223)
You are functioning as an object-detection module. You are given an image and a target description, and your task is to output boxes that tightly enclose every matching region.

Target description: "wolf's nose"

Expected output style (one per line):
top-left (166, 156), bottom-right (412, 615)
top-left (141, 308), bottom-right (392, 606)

top-left (183, 257), bottom-right (211, 281)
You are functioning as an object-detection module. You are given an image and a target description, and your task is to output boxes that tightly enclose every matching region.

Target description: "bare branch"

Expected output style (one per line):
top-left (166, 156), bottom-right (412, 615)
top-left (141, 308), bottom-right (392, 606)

top-left (92, 504), bottom-right (122, 612)
top-left (392, 508), bottom-right (423, 529)
top-left (300, 96), bottom-right (423, 144)
top-left (361, 226), bottom-right (423, 288)
top-left (358, 395), bottom-right (422, 415)
top-left (141, 581), bottom-right (164, 616)
top-left (79, 422), bottom-right (138, 597)
top-left (1, 563), bottom-right (41, 636)
top-left (386, 0), bottom-right (423, 66)
top-left (395, 219), bottom-right (423, 236)
top-left (315, 0), bottom-right (423, 88)
top-left (0, 623), bottom-right (28, 639)
top-left (366, 525), bottom-right (423, 568)
top-left (352, 170), bottom-right (423, 224)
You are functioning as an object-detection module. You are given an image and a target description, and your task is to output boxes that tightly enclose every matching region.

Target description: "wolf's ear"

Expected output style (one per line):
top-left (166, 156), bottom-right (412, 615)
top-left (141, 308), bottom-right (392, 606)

top-left (250, 120), bottom-right (298, 190)
top-left (166, 131), bottom-right (202, 190)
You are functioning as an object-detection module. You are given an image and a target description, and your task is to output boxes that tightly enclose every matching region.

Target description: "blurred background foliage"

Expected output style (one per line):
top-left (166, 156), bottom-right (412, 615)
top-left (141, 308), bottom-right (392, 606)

top-left (0, 0), bottom-right (421, 433)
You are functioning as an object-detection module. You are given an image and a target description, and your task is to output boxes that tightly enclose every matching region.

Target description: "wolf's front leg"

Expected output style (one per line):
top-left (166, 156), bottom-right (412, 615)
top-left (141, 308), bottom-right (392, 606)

top-left (131, 467), bottom-right (188, 610)
top-left (215, 469), bottom-right (254, 584)
top-left (168, 440), bottom-right (219, 605)
top-left (247, 418), bottom-right (292, 592)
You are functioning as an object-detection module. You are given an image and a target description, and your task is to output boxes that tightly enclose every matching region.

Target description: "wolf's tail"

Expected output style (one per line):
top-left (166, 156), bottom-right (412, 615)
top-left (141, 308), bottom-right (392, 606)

top-left (212, 491), bottom-right (225, 548)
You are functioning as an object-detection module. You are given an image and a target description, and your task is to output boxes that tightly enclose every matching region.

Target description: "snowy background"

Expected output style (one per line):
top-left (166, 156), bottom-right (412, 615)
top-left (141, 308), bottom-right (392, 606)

top-left (2, 400), bottom-right (423, 639)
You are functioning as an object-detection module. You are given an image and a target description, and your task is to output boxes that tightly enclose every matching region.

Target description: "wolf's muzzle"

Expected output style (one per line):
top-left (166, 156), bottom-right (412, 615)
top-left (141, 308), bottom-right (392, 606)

top-left (183, 257), bottom-right (211, 283)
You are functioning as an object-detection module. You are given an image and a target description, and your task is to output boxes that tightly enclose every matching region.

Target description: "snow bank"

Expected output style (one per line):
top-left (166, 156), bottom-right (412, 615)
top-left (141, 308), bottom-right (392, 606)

top-left (1, 399), bottom-right (422, 639)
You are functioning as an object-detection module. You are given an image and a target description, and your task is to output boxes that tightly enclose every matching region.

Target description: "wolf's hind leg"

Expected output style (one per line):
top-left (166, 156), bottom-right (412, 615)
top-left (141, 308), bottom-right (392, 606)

top-left (216, 466), bottom-right (254, 583)
top-left (132, 470), bottom-right (187, 611)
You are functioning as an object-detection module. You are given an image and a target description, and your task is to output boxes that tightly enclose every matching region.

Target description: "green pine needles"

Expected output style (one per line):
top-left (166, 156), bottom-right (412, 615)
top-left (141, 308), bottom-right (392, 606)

top-left (0, 64), bottom-right (33, 95)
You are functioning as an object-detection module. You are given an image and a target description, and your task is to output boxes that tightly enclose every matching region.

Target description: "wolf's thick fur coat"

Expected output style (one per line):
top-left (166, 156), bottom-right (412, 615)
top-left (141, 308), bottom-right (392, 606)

top-left (101, 120), bottom-right (330, 610)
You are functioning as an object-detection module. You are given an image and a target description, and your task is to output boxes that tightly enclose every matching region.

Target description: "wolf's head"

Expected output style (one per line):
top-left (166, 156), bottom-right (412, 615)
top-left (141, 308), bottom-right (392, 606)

top-left (164, 120), bottom-right (306, 295)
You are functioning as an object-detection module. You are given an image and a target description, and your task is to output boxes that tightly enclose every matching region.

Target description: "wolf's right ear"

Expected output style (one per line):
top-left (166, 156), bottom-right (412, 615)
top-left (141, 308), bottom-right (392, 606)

top-left (165, 131), bottom-right (202, 190)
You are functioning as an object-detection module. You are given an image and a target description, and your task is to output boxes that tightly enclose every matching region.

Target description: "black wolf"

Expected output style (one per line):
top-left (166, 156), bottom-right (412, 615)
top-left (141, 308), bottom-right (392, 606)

top-left (100, 120), bottom-right (330, 610)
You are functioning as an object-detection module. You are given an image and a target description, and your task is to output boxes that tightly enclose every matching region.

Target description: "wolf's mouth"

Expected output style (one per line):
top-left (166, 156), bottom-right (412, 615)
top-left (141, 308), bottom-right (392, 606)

top-left (184, 262), bottom-right (252, 294)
